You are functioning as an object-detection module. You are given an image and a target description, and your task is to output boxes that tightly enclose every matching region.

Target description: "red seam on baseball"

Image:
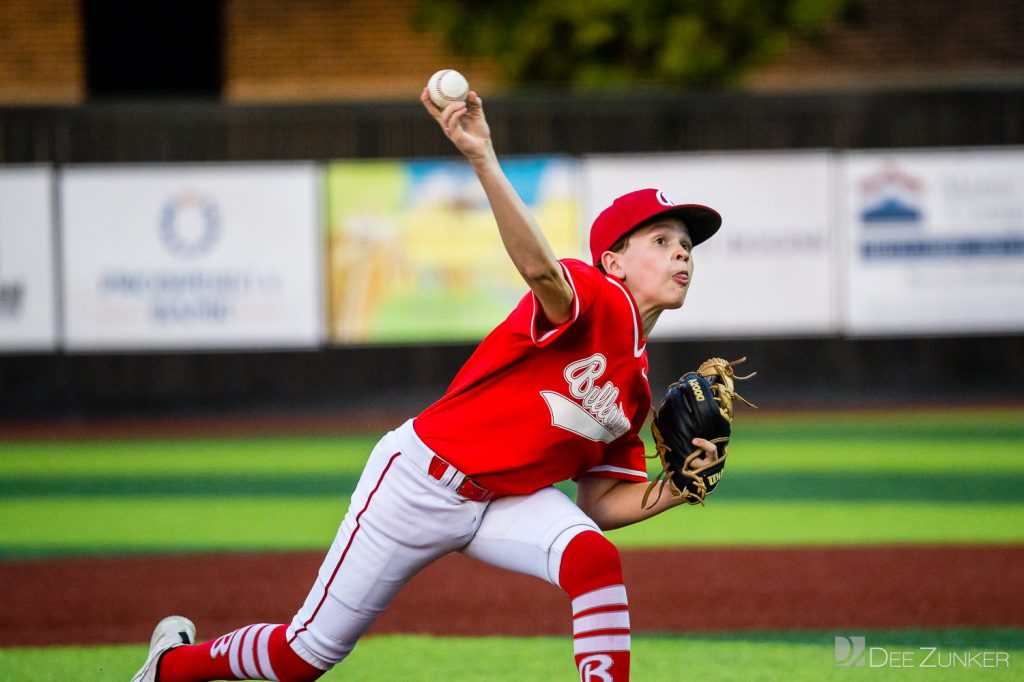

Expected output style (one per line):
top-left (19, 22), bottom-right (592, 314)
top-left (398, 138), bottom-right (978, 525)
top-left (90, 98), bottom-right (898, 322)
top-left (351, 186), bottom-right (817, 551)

top-left (432, 70), bottom-right (463, 103)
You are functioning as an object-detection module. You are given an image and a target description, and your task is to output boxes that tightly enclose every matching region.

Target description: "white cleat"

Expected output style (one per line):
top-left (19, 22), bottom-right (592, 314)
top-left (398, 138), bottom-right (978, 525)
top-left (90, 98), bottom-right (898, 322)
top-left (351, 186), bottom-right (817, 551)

top-left (130, 615), bottom-right (196, 682)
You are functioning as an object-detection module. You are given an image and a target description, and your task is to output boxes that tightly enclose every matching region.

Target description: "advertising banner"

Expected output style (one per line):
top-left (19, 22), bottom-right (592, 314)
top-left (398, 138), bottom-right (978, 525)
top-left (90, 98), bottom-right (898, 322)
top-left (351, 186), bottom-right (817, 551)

top-left (0, 167), bottom-right (57, 351)
top-left (62, 164), bottom-right (321, 350)
top-left (583, 152), bottom-right (836, 338)
top-left (840, 149), bottom-right (1024, 335)
top-left (325, 157), bottom-right (581, 343)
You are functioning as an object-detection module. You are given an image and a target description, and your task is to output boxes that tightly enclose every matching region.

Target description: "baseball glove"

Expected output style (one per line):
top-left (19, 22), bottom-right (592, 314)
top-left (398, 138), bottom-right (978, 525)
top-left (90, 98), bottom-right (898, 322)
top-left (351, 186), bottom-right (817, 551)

top-left (642, 357), bottom-right (757, 508)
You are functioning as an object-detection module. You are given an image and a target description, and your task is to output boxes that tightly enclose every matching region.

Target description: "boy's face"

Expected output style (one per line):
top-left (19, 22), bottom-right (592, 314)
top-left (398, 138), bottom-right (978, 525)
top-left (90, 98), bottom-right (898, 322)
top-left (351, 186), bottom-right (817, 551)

top-left (610, 219), bottom-right (693, 311)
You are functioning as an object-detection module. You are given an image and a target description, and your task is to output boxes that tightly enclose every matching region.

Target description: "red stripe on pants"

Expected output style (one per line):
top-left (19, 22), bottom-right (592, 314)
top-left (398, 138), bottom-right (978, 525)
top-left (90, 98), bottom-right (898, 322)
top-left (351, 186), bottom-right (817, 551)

top-left (289, 451), bottom-right (402, 642)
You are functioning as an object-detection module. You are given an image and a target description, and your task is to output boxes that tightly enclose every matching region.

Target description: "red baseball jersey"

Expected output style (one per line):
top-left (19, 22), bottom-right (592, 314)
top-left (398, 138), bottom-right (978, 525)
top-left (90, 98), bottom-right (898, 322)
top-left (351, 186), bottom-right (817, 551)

top-left (413, 258), bottom-right (651, 497)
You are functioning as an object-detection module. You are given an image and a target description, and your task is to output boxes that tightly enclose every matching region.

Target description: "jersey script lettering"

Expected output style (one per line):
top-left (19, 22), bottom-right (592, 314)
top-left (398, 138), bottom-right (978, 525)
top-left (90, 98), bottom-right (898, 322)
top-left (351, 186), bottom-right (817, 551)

top-left (541, 354), bottom-right (632, 443)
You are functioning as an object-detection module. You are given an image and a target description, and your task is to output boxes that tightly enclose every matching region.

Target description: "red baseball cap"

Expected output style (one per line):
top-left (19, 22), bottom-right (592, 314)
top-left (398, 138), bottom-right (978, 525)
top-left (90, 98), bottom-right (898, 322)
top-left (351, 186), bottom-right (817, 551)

top-left (589, 188), bottom-right (722, 266)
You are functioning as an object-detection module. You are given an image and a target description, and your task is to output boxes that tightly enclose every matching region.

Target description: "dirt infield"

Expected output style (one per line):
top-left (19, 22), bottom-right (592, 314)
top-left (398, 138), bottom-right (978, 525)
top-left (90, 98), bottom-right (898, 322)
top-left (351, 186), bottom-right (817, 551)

top-left (3, 545), bottom-right (1023, 647)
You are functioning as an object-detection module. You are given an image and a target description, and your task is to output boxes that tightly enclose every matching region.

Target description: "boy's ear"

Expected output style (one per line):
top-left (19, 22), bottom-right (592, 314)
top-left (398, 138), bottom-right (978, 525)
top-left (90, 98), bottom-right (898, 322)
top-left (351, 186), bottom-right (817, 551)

top-left (600, 250), bottom-right (624, 278)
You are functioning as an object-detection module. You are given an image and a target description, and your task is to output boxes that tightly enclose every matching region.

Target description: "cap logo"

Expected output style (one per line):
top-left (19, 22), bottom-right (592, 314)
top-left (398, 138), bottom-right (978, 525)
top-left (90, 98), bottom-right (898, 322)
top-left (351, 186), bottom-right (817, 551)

top-left (656, 190), bottom-right (675, 207)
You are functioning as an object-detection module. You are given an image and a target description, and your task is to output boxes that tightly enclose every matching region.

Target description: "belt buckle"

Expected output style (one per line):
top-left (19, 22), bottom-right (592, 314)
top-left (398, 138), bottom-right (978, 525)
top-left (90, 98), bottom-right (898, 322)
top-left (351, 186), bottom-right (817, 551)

top-left (457, 476), bottom-right (494, 503)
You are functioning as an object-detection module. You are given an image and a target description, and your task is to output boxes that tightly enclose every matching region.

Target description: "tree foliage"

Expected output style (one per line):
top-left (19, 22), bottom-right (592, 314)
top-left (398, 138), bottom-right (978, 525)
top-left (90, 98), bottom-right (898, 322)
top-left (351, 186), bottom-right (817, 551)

top-left (413, 0), bottom-right (851, 88)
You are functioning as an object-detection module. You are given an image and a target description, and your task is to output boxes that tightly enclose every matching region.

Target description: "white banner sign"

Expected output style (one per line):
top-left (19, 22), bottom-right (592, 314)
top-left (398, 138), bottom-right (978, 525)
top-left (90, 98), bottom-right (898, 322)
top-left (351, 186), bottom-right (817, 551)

top-left (583, 152), bottom-right (835, 338)
top-left (0, 167), bottom-right (57, 351)
top-left (840, 149), bottom-right (1024, 335)
top-left (61, 164), bottom-right (322, 350)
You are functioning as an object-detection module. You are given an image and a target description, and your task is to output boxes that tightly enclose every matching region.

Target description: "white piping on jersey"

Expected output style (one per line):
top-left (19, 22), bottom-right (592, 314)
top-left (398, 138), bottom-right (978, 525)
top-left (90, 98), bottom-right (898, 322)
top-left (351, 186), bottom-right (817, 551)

top-left (533, 261), bottom-right (581, 345)
top-left (603, 276), bottom-right (645, 358)
top-left (586, 464), bottom-right (646, 478)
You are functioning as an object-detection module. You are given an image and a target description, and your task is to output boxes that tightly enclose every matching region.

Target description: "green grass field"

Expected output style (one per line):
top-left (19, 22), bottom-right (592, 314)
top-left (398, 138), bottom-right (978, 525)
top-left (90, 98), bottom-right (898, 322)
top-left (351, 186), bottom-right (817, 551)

top-left (2, 409), bottom-right (1022, 557)
top-left (2, 408), bottom-right (1023, 679)
top-left (3, 630), bottom-right (1023, 681)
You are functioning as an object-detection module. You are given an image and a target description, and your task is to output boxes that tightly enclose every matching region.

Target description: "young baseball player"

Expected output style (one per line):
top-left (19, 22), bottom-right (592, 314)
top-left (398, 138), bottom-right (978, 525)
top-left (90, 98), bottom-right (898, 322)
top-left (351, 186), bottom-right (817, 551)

top-left (132, 89), bottom-right (724, 682)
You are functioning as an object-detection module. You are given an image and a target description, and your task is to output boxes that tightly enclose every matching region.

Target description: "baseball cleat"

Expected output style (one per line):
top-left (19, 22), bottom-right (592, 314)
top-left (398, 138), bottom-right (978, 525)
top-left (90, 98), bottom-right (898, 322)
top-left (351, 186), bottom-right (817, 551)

top-left (130, 615), bottom-right (195, 682)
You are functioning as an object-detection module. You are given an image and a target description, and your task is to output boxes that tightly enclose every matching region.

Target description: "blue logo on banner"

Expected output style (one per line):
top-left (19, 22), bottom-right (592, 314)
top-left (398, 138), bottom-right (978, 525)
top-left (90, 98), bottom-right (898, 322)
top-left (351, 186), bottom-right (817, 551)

top-left (859, 165), bottom-right (923, 225)
top-left (863, 197), bottom-right (921, 223)
top-left (159, 191), bottom-right (221, 258)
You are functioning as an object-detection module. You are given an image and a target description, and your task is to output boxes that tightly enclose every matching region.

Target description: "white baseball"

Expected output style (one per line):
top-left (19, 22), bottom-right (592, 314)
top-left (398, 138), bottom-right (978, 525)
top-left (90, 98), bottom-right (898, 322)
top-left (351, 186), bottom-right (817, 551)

top-left (427, 69), bottom-right (469, 109)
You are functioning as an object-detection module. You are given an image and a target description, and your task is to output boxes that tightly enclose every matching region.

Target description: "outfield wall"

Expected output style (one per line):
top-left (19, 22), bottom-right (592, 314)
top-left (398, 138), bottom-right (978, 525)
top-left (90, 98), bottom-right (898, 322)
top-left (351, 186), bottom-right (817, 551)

top-left (4, 149), bottom-right (1023, 350)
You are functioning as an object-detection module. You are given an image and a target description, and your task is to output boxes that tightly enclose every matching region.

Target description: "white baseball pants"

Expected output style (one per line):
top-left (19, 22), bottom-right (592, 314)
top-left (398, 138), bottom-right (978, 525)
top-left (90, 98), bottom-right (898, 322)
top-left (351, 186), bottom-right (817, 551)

top-left (287, 419), bottom-right (601, 670)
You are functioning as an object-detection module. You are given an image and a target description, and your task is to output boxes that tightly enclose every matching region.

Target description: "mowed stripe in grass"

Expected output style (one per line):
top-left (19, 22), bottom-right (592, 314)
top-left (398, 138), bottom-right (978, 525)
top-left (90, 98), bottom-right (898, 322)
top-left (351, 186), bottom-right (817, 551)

top-left (2, 415), bottom-right (1023, 503)
top-left (2, 407), bottom-right (1021, 476)
top-left (0, 436), bottom-right (381, 475)
top-left (3, 497), bottom-right (1024, 558)
top-left (1, 470), bottom-right (1023, 502)
top-left (2, 629), bottom-right (1022, 681)
top-left (2, 409), bottom-right (1023, 495)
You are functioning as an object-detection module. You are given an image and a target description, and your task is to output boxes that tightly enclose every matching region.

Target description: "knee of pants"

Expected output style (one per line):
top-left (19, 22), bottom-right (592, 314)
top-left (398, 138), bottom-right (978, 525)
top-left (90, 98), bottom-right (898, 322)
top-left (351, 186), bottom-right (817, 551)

top-left (557, 529), bottom-right (623, 597)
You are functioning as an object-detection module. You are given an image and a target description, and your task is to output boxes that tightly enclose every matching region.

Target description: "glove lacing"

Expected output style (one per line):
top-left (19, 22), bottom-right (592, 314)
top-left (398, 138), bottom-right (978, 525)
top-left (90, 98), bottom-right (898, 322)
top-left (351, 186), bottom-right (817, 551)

top-left (642, 422), bottom-right (724, 509)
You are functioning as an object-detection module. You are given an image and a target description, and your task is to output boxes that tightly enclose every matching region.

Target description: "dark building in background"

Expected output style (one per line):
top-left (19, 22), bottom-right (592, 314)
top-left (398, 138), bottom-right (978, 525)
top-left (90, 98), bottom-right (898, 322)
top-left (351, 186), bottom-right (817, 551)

top-left (82, 0), bottom-right (223, 98)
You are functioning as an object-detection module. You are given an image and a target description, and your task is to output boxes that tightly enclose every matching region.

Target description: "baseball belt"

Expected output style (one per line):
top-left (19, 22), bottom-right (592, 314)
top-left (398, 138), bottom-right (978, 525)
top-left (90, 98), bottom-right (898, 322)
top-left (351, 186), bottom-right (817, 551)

top-left (427, 455), bottom-right (495, 503)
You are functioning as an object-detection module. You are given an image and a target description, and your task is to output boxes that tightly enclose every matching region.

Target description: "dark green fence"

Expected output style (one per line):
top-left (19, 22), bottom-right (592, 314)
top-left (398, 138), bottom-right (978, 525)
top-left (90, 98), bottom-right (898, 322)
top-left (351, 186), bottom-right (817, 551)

top-left (3, 86), bottom-right (1022, 163)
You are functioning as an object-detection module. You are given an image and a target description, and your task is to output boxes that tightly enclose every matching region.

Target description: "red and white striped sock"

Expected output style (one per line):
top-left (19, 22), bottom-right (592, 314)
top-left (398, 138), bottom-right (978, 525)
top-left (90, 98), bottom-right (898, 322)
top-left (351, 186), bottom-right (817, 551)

top-left (571, 585), bottom-right (631, 681)
top-left (559, 531), bottom-right (631, 681)
top-left (158, 623), bottom-right (324, 682)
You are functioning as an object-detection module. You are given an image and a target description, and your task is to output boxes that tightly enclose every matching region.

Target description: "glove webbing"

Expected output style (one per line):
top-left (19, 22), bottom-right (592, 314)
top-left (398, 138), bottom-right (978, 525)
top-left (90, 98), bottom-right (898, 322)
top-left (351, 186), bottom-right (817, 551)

top-left (699, 356), bottom-right (758, 420)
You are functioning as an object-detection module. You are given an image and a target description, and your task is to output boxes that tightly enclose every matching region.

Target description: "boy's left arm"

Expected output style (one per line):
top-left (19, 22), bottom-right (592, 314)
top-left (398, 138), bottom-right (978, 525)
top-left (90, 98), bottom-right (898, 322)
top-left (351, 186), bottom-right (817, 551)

top-left (575, 438), bottom-right (720, 530)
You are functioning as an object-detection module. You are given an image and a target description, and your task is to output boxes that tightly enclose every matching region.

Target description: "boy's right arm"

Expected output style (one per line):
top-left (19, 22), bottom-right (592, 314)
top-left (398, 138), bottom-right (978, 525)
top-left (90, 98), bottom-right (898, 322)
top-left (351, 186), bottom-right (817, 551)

top-left (575, 438), bottom-right (722, 530)
top-left (421, 89), bottom-right (573, 325)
